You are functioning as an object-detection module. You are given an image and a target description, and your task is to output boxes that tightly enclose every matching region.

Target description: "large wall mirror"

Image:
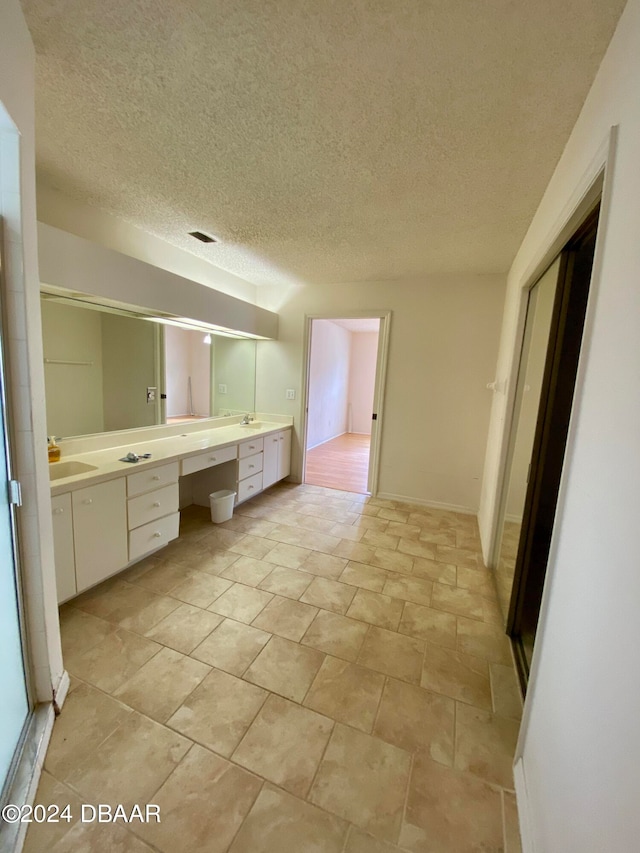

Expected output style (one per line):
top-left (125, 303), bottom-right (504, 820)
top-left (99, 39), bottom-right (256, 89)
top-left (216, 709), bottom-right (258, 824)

top-left (41, 291), bottom-right (257, 439)
top-left (493, 257), bottom-right (560, 623)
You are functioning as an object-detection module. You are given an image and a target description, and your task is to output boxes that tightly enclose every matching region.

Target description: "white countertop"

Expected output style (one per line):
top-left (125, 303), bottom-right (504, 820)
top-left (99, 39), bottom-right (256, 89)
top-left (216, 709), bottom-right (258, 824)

top-left (49, 421), bottom-right (291, 495)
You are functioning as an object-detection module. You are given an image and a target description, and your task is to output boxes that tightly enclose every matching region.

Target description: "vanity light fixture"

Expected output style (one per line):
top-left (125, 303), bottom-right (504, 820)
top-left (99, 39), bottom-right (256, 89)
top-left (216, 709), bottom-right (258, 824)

top-left (203, 334), bottom-right (212, 344)
top-left (144, 315), bottom-right (269, 340)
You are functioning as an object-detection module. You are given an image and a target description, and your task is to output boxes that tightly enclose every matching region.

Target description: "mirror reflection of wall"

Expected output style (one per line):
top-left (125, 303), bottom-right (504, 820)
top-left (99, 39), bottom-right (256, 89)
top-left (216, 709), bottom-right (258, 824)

top-left (42, 298), bottom-right (162, 437)
top-left (212, 337), bottom-right (257, 417)
top-left (494, 257), bottom-right (561, 621)
top-left (41, 292), bottom-right (259, 438)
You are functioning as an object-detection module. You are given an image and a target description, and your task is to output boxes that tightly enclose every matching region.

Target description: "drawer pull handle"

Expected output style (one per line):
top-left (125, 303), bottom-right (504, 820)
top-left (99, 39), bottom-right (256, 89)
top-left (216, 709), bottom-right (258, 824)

top-left (83, 499), bottom-right (93, 505)
top-left (153, 501), bottom-right (161, 508)
top-left (248, 485), bottom-right (254, 490)
top-left (210, 456), bottom-right (217, 462)
top-left (249, 445), bottom-right (255, 449)
top-left (152, 475), bottom-right (161, 481)
top-left (53, 508), bottom-right (64, 515)
top-left (153, 531), bottom-right (161, 538)
top-left (249, 464), bottom-right (254, 469)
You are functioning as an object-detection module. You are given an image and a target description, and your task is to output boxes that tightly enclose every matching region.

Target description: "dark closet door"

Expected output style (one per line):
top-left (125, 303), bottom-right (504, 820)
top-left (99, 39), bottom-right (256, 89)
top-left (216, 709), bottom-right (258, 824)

top-left (509, 206), bottom-right (600, 687)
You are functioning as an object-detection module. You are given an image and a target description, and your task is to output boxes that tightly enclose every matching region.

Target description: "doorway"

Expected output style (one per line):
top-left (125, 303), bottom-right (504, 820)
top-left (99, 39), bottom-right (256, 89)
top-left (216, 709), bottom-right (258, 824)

top-left (0, 219), bottom-right (31, 806)
top-left (494, 204), bottom-right (600, 690)
top-left (302, 314), bottom-right (389, 495)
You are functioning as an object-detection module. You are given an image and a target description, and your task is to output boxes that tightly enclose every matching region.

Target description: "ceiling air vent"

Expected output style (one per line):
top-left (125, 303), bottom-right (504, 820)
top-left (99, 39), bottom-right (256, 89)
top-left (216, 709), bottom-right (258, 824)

top-left (189, 230), bottom-right (218, 243)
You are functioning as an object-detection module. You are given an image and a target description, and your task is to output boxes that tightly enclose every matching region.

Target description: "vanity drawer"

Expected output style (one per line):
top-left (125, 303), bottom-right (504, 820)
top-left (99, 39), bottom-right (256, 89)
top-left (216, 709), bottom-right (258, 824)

top-left (181, 444), bottom-right (237, 477)
top-left (239, 437), bottom-right (264, 459)
top-left (239, 453), bottom-right (263, 481)
top-left (127, 462), bottom-right (179, 498)
top-left (237, 471), bottom-right (263, 503)
top-left (127, 483), bottom-right (179, 530)
top-left (129, 511), bottom-right (180, 562)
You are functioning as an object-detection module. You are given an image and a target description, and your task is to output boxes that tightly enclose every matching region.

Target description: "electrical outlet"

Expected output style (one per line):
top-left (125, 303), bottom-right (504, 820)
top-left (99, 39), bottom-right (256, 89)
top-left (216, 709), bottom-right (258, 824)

top-left (286, 389), bottom-right (296, 400)
top-left (146, 386), bottom-right (157, 403)
top-left (218, 384), bottom-right (227, 394)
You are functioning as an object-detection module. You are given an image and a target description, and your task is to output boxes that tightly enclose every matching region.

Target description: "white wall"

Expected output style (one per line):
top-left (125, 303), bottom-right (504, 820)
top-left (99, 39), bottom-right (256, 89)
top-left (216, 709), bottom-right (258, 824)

top-left (37, 184), bottom-right (258, 304)
top-left (0, 0), bottom-right (63, 704)
top-left (101, 313), bottom-right (159, 431)
top-left (307, 319), bottom-right (351, 448)
top-left (257, 275), bottom-right (505, 512)
top-left (41, 300), bottom-right (105, 437)
top-left (165, 326), bottom-right (193, 416)
top-left (348, 329), bottom-right (379, 435)
top-left (189, 332), bottom-right (211, 417)
top-left (479, 0), bottom-right (640, 848)
top-left (37, 223), bottom-right (279, 340)
top-left (212, 337), bottom-right (256, 416)
top-left (165, 326), bottom-right (211, 417)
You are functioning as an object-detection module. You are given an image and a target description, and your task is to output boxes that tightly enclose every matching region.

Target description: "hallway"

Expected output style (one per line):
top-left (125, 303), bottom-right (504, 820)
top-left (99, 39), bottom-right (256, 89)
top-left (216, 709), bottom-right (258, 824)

top-left (305, 434), bottom-right (371, 494)
top-left (27, 483), bottom-right (522, 852)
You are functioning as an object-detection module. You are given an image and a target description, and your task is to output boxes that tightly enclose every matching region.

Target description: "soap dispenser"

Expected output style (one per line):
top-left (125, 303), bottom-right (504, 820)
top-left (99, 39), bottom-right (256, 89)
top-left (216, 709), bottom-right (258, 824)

top-left (48, 436), bottom-right (61, 463)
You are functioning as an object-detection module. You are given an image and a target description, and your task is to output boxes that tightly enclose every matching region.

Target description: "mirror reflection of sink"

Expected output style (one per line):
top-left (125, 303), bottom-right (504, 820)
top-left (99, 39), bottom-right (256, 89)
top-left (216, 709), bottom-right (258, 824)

top-left (239, 421), bottom-right (262, 428)
top-left (49, 460), bottom-right (98, 481)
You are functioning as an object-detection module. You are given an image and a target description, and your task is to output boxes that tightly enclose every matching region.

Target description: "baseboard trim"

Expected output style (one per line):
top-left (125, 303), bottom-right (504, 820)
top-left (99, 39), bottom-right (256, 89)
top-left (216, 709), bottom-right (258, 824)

top-left (513, 758), bottom-right (535, 853)
top-left (375, 491), bottom-right (477, 516)
top-left (1, 703), bottom-right (55, 853)
top-left (53, 669), bottom-right (71, 711)
top-left (306, 430), bottom-right (347, 451)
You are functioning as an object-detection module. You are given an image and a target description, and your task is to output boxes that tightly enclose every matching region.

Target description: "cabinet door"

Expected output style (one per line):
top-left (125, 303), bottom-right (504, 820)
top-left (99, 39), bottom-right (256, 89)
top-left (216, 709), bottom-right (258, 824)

top-left (52, 493), bottom-right (76, 603)
top-left (278, 430), bottom-right (292, 480)
top-left (73, 478), bottom-right (128, 593)
top-left (262, 435), bottom-right (280, 489)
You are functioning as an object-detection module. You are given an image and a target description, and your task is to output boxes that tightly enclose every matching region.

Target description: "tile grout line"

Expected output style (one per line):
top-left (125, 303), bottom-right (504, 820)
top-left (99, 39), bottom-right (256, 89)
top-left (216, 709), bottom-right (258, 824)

top-left (398, 750), bottom-right (415, 849)
top-left (52, 488), bottom-right (515, 853)
top-left (501, 788), bottom-right (509, 853)
top-left (370, 674), bottom-right (388, 736)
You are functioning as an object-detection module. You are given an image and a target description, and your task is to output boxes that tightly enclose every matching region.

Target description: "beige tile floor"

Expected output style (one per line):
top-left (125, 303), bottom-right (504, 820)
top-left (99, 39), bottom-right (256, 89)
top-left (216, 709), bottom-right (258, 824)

top-left (26, 483), bottom-right (523, 853)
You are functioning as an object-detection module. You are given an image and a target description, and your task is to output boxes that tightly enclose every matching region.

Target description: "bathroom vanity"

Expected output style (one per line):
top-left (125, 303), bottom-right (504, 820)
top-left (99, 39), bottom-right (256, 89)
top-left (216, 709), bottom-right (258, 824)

top-left (49, 418), bottom-right (292, 605)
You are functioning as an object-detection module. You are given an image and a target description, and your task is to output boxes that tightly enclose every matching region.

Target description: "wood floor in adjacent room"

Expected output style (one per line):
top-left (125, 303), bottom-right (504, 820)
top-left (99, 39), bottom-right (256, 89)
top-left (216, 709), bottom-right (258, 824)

top-left (305, 433), bottom-right (371, 494)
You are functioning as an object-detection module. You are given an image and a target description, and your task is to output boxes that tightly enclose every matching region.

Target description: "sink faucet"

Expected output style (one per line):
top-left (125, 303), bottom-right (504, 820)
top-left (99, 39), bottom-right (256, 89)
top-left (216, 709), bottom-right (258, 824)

top-left (241, 414), bottom-right (252, 424)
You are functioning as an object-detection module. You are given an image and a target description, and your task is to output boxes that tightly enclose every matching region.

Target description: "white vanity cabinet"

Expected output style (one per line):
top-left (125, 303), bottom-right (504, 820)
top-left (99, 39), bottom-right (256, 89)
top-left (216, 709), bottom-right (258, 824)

top-left (181, 445), bottom-right (236, 477)
top-left (237, 437), bottom-right (264, 503)
top-left (72, 478), bottom-right (128, 593)
top-left (50, 425), bottom-right (293, 601)
top-left (51, 493), bottom-right (76, 603)
top-left (263, 429), bottom-right (292, 489)
top-left (127, 462), bottom-right (180, 562)
top-left (277, 429), bottom-right (292, 481)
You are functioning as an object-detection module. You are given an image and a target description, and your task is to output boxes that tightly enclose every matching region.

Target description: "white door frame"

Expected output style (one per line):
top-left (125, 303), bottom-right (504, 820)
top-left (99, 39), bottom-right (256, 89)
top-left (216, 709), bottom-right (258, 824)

top-left (300, 311), bottom-right (391, 495)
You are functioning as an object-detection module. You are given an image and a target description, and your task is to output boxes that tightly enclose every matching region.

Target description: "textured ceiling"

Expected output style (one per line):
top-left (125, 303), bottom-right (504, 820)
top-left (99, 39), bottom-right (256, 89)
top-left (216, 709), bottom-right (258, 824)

top-left (22, 0), bottom-right (625, 287)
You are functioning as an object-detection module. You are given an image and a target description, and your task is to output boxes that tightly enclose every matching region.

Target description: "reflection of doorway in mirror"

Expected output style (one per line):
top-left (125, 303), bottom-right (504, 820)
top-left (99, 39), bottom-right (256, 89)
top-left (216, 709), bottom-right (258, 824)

top-left (163, 326), bottom-right (212, 423)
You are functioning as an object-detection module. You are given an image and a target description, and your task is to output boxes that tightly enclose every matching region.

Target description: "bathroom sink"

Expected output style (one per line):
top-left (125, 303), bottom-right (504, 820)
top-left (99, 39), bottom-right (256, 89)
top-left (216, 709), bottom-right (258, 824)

top-left (239, 421), bottom-right (262, 428)
top-left (49, 460), bottom-right (98, 480)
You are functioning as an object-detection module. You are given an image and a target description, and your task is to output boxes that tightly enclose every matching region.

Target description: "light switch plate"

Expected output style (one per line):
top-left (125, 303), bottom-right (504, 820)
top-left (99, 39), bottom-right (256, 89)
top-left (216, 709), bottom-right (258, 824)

top-left (218, 384), bottom-right (227, 394)
top-left (286, 389), bottom-right (296, 400)
top-left (146, 386), bottom-right (157, 403)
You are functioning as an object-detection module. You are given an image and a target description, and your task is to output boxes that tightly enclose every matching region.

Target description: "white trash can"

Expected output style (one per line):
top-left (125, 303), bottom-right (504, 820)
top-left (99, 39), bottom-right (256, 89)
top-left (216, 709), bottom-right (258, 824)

top-left (209, 489), bottom-right (236, 523)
